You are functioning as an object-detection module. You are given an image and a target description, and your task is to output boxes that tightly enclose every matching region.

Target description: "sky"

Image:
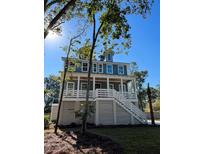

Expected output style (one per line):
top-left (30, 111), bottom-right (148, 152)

top-left (44, 0), bottom-right (160, 87)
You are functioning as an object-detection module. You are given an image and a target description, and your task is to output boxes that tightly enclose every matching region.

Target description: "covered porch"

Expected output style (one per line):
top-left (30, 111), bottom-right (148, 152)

top-left (62, 73), bottom-right (138, 100)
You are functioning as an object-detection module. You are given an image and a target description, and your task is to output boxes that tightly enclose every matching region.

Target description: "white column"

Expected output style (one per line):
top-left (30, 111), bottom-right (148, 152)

top-left (131, 115), bottom-right (134, 124)
top-left (134, 78), bottom-right (138, 106)
top-left (113, 102), bottom-right (116, 124)
top-left (77, 76), bottom-right (80, 98)
top-left (130, 103), bottom-right (134, 124)
top-left (120, 78), bottom-right (123, 95)
top-left (95, 100), bottom-right (99, 125)
top-left (107, 77), bottom-right (109, 97)
top-left (93, 76), bottom-right (95, 97)
top-left (66, 82), bottom-right (68, 95)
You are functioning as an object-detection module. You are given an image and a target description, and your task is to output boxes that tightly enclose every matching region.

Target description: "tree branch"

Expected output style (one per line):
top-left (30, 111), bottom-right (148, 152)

top-left (95, 0), bottom-right (115, 39)
top-left (51, 21), bottom-right (65, 30)
top-left (45, 0), bottom-right (63, 12)
top-left (44, 0), bottom-right (76, 39)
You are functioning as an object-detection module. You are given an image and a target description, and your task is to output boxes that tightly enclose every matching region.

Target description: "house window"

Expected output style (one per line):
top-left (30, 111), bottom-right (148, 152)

top-left (98, 64), bottom-right (103, 73)
top-left (82, 62), bottom-right (88, 72)
top-left (107, 64), bottom-right (113, 74)
top-left (107, 54), bottom-right (112, 61)
top-left (93, 63), bottom-right (97, 73)
top-left (118, 65), bottom-right (124, 75)
top-left (81, 83), bottom-right (87, 90)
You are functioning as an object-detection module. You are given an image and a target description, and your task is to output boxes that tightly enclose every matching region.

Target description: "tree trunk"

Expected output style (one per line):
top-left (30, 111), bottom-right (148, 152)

top-left (147, 83), bottom-right (155, 125)
top-left (54, 40), bottom-right (72, 134)
top-left (81, 1), bottom-right (115, 134)
top-left (44, 0), bottom-right (76, 39)
top-left (54, 65), bottom-right (67, 134)
top-left (81, 38), bottom-right (96, 134)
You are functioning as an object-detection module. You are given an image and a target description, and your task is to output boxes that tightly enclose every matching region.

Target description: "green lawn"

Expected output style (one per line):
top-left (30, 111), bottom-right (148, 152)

top-left (89, 126), bottom-right (160, 154)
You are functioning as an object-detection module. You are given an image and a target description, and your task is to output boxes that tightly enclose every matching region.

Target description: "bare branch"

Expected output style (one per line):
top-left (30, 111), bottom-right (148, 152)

top-left (51, 21), bottom-right (65, 30)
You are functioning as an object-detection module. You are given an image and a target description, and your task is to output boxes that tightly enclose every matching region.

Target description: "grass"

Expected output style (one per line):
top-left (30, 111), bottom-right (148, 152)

top-left (89, 126), bottom-right (160, 154)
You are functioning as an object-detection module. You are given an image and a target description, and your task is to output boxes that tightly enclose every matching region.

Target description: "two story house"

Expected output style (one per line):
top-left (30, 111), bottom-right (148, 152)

top-left (51, 53), bottom-right (147, 125)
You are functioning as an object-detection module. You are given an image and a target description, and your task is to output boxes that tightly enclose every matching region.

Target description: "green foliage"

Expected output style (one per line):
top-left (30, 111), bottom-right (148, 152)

top-left (128, 62), bottom-right (148, 110)
top-left (44, 0), bottom-right (84, 36)
top-left (44, 115), bottom-right (50, 129)
top-left (153, 98), bottom-right (160, 111)
top-left (81, 0), bottom-right (153, 55)
top-left (76, 39), bottom-right (92, 60)
top-left (143, 85), bottom-right (160, 112)
top-left (44, 75), bottom-right (61, 113)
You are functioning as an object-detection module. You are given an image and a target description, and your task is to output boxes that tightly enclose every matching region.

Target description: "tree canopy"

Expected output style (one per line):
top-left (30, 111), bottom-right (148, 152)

top-left (44, 75), bottom-right (61, 113)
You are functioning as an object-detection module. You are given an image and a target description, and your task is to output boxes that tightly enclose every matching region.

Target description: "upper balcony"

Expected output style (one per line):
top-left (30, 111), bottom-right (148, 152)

top-left (61, 72), bottom-right (138, 101)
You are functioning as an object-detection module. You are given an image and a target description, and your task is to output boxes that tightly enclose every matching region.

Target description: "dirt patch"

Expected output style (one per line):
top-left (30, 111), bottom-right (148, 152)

top-left (44, 130), bottom-right (123, 154)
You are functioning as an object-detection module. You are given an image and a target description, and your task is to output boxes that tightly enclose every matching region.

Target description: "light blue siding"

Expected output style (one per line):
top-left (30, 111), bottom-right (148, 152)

top-left (69, 59), bottom-right (128, 76)
top-left (124, 65), bottom-right (127, 75)
top-left (103, 64), bottom-right (106, 74)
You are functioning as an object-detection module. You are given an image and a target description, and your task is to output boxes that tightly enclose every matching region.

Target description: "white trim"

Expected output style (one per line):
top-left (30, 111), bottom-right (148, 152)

top-left (118, 65), bottom-right (124, 75)
top-left (93, 76), bottom-right (95, 96)
top-left (92, 63), bottom-right (97, 73)
top-left (77, 76), bottom-right (80, 98)
top-left (81, 62), bottom-right (88, 72)
top-left (107, 77), bottom-right (109, 92)
top-left (98, 63), bottom-right (103, 73)
top-left (107, 64), bottom-right (113, 74)
top-left (120, 78), bottom-right (123, 94)
top-left (66, 82), bottom-right (75, 95)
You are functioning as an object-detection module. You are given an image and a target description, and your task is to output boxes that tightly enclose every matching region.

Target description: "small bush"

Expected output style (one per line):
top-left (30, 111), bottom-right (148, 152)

top-left (44, 116), bottom-right (50, 129)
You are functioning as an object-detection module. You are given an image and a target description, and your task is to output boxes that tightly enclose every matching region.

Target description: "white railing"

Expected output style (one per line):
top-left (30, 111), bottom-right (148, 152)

top-left (123, 92), bottom-right (136, 99)
top-left (95, 89), bottom-right (137, 99)
top-left (96, 89), bottom-right (147, 124)
top-left (63, 89), bottom-right (137, 99)
top-left (63, 90), bottom-right (93, 98)
top-left (63, 88), bottom-right (146, 124)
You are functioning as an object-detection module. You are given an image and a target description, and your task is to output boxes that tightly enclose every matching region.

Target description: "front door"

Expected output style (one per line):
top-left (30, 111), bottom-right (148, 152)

top-left (66, 82), bottom-right (75, 96)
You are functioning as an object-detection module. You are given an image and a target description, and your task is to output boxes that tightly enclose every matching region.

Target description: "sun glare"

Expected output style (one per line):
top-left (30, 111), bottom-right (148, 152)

top-left (47, 30), bottom-right (58, 39)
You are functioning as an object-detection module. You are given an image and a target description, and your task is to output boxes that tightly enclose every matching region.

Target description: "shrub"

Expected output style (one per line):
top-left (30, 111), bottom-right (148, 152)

top-left (44, 116), bottom-right (50, 129)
